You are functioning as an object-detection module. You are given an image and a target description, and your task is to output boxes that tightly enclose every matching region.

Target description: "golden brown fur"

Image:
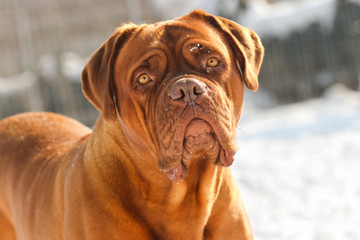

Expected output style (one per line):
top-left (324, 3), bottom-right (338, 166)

top-left (0, 10), bottom-right (264, 240)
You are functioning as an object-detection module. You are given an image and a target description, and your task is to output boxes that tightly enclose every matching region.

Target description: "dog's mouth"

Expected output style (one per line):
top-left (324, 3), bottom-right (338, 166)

top-left (183, 119), bottom-right (216, 153)
top-left (162, 118), bottom-right (236, 181)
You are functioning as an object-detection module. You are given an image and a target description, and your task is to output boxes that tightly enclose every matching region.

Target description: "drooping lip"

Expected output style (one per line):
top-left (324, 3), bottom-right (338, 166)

top-left (161, 113), bottom-right (237, 181)
top-left (161, 161), bottom-right (184, 181)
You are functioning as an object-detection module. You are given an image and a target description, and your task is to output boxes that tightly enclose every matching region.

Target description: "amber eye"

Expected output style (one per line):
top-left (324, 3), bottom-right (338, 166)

top-left (207, 57), bottom-right (219, 67)
top-left (137, 73), bottom-right (151, 84)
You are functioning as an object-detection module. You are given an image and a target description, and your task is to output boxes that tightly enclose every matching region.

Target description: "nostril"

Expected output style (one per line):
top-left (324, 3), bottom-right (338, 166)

top-left (169, 78), bottom-right (207, 102)
top-left (192, 84), bottom-right (206, 96)
top-left (193, 86), bottom-right (200, 96)
top-left (180, 89), bottom-right (186, 99)
top-left (170, 86), bottom-right (185, 100)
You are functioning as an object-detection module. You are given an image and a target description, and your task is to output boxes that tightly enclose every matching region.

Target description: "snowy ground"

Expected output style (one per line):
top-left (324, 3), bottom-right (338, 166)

top-left (233, 84), bottom-right (360, 240)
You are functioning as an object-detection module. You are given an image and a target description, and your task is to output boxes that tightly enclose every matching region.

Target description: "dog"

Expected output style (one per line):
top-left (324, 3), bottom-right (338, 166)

top-left (0, 10), bottom-right (264, 240)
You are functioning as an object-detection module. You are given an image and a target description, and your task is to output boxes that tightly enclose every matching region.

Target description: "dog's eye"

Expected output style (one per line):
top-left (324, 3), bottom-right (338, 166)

top-left (206, 57), bottom-right (219, 67)
top-left (137, 73), bottom-right (151, 84)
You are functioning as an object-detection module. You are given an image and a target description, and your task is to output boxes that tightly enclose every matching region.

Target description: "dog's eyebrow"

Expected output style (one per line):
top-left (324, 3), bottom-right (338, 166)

top-left (159, 24), bottom-right (194, 44)
top-left (127, 25), bottom-right (146, 43)
top-left (164, 24), bottom-right (192, 32)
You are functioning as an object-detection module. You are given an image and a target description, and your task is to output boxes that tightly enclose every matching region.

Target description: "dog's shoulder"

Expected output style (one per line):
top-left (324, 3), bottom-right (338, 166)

top-left (0, 112), bottom-right (91, 151)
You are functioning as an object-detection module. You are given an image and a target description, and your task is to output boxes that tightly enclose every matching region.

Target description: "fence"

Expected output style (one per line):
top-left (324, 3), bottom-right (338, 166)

top-left (258, 0), bottom-right (360, 103)
top-left (0, 0), bottom-right (150, 126)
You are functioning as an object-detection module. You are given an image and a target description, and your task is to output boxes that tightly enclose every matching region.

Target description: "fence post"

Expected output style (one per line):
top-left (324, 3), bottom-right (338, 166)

top-left (13, 0), bottom-right (44, 111)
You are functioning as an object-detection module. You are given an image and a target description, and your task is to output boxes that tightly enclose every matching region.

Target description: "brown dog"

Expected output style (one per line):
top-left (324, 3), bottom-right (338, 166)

top-left (0, 10), bottom-right (264, 240)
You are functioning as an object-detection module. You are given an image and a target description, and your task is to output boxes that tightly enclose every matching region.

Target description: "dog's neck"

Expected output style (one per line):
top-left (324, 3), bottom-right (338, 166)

top-left (81, 116), bottom-right (226, 235)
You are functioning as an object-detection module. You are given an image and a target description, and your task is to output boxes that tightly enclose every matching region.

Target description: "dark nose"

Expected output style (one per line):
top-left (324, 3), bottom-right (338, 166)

top-left (169, 78), bottom-right (207, 103)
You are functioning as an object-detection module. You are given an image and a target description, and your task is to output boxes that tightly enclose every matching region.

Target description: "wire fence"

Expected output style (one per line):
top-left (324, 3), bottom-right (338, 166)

top-left (259, 0), bottom-right (360, 103)
top-left (0, 0), bottom-right (151, 126)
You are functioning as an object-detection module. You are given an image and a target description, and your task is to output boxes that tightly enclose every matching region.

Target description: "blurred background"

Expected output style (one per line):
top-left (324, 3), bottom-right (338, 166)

top-left (0, 0), bottom-right (359, 239)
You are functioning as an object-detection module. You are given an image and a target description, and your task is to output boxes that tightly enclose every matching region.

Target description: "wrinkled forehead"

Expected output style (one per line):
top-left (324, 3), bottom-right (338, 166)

top-left (154, 19), bottom-right (224, 47)
top-left (121, 19), bottom-right (227, 61)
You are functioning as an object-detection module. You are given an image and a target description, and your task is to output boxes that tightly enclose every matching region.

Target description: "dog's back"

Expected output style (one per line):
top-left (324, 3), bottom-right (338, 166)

top-left (0, 112), bottom-right (91, 239)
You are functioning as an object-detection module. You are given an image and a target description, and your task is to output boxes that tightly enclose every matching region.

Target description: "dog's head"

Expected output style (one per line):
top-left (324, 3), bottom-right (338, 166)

top-left (82, 10), bottom-right (264, 181)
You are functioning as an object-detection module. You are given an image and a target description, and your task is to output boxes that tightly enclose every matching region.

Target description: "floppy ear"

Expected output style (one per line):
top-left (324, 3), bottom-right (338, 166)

top-left (81, 24), bottom-right (137, 120)
top-left (189, 10), bottom-right (264, 91)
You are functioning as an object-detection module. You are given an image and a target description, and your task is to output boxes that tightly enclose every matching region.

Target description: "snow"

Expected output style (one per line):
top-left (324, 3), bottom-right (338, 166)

top-left (38, 52), bottom-right (87, 83)
top-left (233, 84), bottom-right (360, 240)
top-left (239, 0), bottom-right (337, 38)
top-left (0, 72), bottom-right (43, 112)
top-left (0, 72), bottom-right (36, 95)
top-left (150, 0), bottom-right (237, 20)
top-left (38, 53), bottom-right (58, 81)
top-left (151, 0), bottom-right (338, 39)
top-left (61, 52), bottom-right (87, 82)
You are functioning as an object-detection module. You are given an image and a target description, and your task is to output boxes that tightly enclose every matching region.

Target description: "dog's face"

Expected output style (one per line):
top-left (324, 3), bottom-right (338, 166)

top-left (82, 10), bottom-right (264, 181)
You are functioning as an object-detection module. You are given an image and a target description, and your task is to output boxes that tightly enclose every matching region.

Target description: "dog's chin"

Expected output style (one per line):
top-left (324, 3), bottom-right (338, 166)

top-left (162, 119), bottom-right (235, 182)
top-left (183, 119), bottom-right (218, 156)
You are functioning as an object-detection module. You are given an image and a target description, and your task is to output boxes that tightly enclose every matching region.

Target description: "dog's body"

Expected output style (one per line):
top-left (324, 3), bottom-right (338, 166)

top-left (0, 10), bottom-right (264, 240)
